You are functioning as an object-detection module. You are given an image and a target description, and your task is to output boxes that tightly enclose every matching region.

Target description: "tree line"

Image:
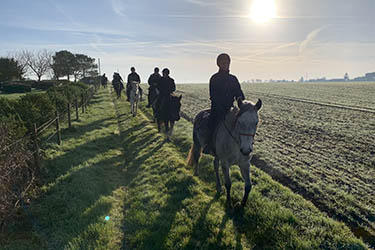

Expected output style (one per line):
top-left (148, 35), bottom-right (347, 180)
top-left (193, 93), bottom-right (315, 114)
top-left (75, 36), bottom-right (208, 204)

top-left (0, 50), bottom-right (98, 82)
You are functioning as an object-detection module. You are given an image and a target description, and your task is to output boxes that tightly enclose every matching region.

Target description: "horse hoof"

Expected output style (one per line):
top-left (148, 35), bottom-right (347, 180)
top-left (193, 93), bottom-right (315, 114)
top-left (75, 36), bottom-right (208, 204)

top-left (216, 187), bottom-right (223, 194)
top-left (234, 202), bottom-right (244, 211)
top-left (194, 171), bottom-right (199, 177)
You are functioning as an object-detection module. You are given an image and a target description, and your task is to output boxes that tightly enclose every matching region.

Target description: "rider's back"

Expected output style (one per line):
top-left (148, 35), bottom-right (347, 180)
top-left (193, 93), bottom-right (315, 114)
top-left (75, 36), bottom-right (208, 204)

top-left (157, 76), bottom-right (175, 96)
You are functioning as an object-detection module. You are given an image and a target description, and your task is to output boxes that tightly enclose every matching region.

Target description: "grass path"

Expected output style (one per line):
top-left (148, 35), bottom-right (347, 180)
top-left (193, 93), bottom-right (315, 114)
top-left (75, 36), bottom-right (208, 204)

top-left (1, 88), bottom-right (368, 249)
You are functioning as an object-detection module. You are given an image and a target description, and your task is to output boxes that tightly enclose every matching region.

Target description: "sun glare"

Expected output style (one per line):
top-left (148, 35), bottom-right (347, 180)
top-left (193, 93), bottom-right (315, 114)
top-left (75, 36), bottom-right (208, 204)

top-left (249, 0), bottom-right (277, 23)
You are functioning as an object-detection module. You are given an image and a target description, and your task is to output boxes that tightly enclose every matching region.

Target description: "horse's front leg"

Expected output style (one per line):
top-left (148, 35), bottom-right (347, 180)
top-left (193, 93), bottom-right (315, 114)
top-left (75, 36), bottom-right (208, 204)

top-left (214, 158), bottom-right (222, 193)
top-left (164, 121), bottom-right (170, 141)
top-left (221, 161), bottom-right (232, 207)
top-left (239, 163), bottom-right (252, 208)
top-left (157, 119), bottom-right (161, 132)
top-left (169, 121), bottom-right (175, 138)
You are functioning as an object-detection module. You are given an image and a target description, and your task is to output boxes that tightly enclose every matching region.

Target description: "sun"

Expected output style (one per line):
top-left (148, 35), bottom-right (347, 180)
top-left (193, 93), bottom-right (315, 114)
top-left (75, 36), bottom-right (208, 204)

top-left (249, 0), bottom-right (277, 23)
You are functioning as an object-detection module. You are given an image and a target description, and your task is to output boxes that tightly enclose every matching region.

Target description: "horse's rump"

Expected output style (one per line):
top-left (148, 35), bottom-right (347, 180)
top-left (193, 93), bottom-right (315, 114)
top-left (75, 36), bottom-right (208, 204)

top-left (156, 94), bottom-right (181, 122)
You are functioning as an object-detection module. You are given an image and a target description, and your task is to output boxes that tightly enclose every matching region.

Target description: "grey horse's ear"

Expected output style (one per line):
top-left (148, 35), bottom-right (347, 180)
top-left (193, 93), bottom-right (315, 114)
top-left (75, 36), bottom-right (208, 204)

top-left (236, 97), bottom-right (243, 109)
top-left (179, 95), bottom-right (182, 100)
top-left (255, 99), bottom-right (262, 111)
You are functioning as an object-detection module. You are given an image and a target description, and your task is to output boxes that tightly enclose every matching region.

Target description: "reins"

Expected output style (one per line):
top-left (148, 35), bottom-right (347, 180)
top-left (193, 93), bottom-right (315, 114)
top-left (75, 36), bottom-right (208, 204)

top-left (222, 108), bottom-right (256, 146)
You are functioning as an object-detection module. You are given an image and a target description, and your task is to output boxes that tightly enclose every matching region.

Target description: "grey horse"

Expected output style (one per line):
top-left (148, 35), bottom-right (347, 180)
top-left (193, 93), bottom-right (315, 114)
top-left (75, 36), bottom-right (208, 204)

top-left (187, 98), bottom-right (262, 208)
top-left (129, 81), bottom-right (140, 117)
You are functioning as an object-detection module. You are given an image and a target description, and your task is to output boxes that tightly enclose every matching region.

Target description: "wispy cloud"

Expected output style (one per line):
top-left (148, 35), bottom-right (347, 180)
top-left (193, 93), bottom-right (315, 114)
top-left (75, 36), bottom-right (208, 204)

top-left (111, 0), bottom-right (127, 17)
top-left (184, 0), bottom-right (215, 6)
top-left (47, 0), bottom-right (80, 27)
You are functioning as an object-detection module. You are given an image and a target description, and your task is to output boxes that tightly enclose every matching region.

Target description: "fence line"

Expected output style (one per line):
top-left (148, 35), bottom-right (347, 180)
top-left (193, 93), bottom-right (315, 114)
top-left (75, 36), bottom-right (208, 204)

top-left (3, 86), bottom-right (96, 172)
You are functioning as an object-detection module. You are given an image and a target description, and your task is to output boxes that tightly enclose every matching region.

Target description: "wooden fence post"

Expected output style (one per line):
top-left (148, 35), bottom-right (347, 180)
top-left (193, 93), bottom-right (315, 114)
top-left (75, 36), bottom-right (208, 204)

top-left (81, 94), bottom-right (85, 113)
top-left (67, 102), bottom-right (71, 128)
top-left (85, 90), bottom-right (88, 109)
top-left (75, 99), bottom-right (79, 120)
top-left (55, 111), bottom-right (61, 145)
top-left (33, 123), bottom-right (40, 172)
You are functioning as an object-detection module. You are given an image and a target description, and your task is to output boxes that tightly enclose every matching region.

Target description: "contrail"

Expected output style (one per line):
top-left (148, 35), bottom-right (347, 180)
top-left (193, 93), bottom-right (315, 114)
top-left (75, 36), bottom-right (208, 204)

top-left (299, 26), bottom-right (330, 55)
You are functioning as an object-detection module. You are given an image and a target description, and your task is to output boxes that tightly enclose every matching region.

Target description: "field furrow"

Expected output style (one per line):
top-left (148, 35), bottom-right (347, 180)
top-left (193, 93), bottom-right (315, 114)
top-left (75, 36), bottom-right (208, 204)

top-left (176, 82), bottom-right (375, 247)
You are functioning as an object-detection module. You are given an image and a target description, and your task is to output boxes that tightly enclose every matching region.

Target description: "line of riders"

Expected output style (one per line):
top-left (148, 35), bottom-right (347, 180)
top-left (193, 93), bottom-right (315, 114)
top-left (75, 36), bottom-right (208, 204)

top-left (99, 53), bottom-right (253, 156)
top-left (102, 66), bottom-right (176, 124)
top-left (101, 53), bottom-right (262, 208)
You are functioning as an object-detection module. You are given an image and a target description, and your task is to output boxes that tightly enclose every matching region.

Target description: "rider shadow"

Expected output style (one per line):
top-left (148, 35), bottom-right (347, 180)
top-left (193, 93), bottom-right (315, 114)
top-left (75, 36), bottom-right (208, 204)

top-left (214, 208), bottom-right (248, 250)
top-left (42, 132), bottom-right (124, 184)
top-left (27, 153), bottom-right (126, 249)
top-left (125, 174), bottom-right (196, 250)
top-left (122, 136), bottom-right (165, 178)
top-left (182, 194), bottom-right (225, 249)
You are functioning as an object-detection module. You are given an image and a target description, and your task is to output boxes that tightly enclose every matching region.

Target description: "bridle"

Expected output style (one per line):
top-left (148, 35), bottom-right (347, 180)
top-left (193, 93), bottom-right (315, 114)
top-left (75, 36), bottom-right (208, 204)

top-left (239, 132), bottom-right (255, 137)
top-left (222, 110), bottom-right (257, 146)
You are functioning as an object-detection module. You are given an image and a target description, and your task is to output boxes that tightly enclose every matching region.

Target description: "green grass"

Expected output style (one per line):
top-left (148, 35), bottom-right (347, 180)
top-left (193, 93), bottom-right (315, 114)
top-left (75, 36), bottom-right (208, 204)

top-left (1, 87), bottom-right (368, 249)
top-left (1, 89), bottom-right (127, 249)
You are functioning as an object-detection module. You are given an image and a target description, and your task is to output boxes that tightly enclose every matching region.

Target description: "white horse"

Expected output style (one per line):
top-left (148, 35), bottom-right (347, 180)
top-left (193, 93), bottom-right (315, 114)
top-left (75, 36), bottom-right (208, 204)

top-left (187, 98), bottom-right (262, 208)
top-left (129, 81), bottom-right (140, 117)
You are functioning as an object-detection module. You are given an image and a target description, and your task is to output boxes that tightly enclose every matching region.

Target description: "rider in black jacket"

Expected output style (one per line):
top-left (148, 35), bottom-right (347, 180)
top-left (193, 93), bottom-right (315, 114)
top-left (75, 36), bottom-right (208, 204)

top-left (203, 53), bottom-right (245, 154)
top-left (147, 67), bottom-right (161, 108)
top-left (127, 67), bottom-right (143, 101)
top-left (155, 68), bottom-right (175, 117)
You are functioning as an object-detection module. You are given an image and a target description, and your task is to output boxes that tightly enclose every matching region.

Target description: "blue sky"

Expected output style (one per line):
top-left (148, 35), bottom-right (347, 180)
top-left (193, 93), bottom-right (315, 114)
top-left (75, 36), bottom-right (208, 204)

top-left (0, 0), bottom-right (374, 82)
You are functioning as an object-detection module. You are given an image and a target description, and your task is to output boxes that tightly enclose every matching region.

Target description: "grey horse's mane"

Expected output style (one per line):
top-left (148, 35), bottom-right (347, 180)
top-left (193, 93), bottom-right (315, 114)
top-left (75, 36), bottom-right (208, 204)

top-left (226, 101), bottom-right (256, 127)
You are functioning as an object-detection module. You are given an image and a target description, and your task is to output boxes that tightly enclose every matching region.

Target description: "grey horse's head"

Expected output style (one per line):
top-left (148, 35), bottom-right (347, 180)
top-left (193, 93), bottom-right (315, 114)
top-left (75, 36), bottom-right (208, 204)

top-left (235, 98), bottom-right (262, 156)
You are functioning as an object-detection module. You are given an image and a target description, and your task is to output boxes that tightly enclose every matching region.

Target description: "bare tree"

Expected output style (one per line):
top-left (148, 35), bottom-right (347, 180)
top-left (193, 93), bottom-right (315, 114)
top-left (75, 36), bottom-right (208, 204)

top-left (23, 50), bottom-right (53, 81)
top-left (7, 51), bottom-right (29, 79)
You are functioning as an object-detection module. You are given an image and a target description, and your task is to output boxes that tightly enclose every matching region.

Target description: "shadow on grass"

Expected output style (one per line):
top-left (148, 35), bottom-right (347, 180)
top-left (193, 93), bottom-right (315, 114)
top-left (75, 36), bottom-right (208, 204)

top-left (42, 132), bottom-right (122, 183)
top-left (16, 91), bottom-right (135, 249)
top-left (28, 146), bottom-right (127, 249)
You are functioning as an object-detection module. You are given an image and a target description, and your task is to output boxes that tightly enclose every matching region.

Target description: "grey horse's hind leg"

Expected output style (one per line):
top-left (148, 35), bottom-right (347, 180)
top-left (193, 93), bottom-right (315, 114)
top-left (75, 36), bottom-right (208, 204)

top-left (221, 162), bottom-right (232, 206)
top-left (240, 164), bottom-right (252, 207)
top-left (214, 158), bottom-right (222, 193)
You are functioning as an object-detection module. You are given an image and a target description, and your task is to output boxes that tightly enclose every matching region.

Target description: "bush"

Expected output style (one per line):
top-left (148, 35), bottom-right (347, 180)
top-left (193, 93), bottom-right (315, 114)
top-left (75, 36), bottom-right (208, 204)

top-left (15, 93), bottom-right (55, 132)
top-left (0, 98), bottom-right (25, 136)
top-left (0, 97), bottom-right (17, 116)
top-left (33, 81), bottom-right (57, 91)
top-left (47, 86), bottom-right (69, 114)
top-left (1, 83), bottom-right (32, 94)
top-left (0, 120), bottom-right (35, 231)
top-left (80, 76), bottom-right (99, 85)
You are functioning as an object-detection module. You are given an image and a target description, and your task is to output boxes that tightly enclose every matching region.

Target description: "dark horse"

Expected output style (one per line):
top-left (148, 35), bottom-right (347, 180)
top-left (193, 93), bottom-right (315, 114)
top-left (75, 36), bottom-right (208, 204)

top-left (187, 98), bottom-right (262, 208)
top-left (112, 73), bottom-right (124, 99)
top-left (152, 94), bottom-right (182, 141)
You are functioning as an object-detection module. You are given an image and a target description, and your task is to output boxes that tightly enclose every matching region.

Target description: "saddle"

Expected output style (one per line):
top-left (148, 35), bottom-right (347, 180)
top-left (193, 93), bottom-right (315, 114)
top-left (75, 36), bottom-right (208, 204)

top-left (195, 110), bottom-right (219, 155)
